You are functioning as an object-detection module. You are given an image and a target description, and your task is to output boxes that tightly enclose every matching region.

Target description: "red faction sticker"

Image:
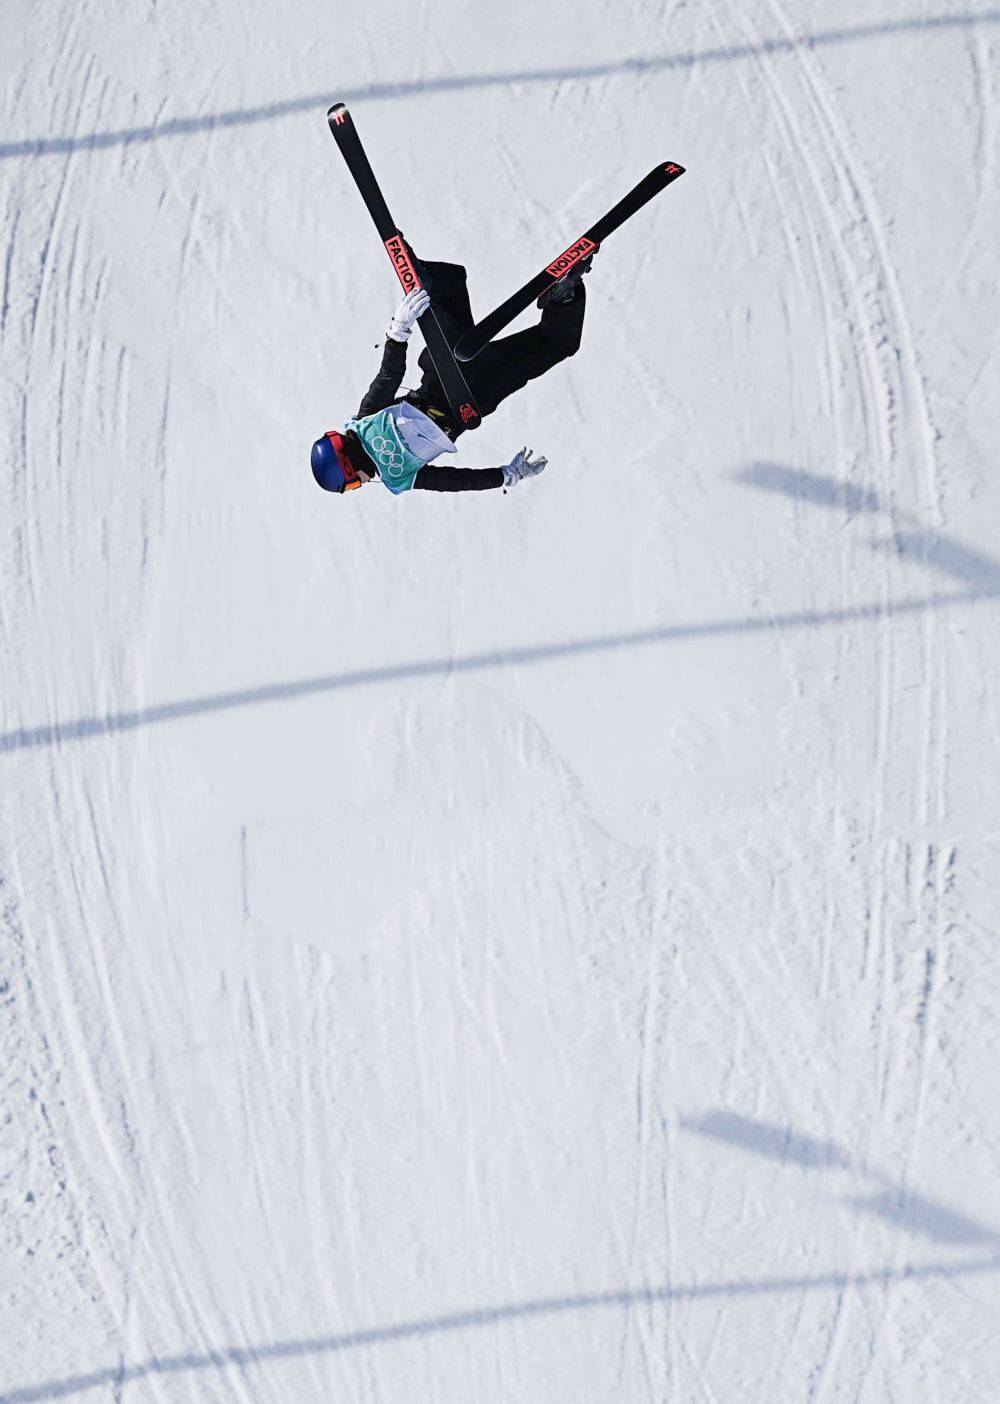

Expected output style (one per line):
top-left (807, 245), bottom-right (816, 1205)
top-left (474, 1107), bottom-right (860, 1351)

top-left (545, 236), bottom-right (597, 280)
top-left (384, 235), bottom-right (423, 292)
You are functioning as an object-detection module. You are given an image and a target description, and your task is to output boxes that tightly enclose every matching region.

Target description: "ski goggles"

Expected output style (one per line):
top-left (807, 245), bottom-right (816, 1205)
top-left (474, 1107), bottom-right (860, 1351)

top-left (325, 431), bottom-right (362, 492)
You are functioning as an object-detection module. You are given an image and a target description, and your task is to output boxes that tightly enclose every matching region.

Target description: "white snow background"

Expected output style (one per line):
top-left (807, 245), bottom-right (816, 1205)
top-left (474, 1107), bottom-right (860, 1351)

top-left (2, 1), bottom-right (1000, 1399)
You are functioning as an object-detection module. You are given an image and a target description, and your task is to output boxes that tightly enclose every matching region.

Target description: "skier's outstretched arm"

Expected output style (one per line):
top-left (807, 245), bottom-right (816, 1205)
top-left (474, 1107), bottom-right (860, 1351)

top-left (356, 288), bottom-right (429, 418)
top-left (413, 464), bottom-right (503, 492)
top-left (413, 447), bottom-right (547, 493)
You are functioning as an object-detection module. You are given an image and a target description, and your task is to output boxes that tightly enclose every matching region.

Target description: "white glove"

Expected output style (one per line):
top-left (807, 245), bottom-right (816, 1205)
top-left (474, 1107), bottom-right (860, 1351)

top-left (386, 287), bottom-right (430, 342)
top-left (502, 446), bottom-right (548, 488)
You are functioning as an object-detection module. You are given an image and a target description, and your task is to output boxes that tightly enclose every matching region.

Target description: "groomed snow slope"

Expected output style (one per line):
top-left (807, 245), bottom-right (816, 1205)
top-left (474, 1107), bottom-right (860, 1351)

top-left (3, 2), bottom-right (1000, 1399)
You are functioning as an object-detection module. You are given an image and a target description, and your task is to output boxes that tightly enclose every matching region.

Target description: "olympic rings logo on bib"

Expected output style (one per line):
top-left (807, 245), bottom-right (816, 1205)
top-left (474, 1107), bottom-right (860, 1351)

top-left (370, 433), bottom-right (406, 477)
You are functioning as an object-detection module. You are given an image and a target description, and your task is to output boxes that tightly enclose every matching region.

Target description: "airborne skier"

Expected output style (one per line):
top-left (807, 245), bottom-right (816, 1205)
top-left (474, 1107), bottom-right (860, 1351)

top-left (311, 101), bottom-right (683, 498)
top-left (310, 254), bottom-right (591, 496)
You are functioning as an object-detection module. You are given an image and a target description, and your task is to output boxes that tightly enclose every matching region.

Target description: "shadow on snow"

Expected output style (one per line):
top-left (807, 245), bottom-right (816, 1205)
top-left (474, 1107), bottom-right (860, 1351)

top-left (4, 1256), bottom-right (999, 1401)
top-left (4, 463), bottom-right (999, 756)
top-left (682, 1110), bottom-right (1000, 1250)
top-left (2, 13), bottom-right (999, 159)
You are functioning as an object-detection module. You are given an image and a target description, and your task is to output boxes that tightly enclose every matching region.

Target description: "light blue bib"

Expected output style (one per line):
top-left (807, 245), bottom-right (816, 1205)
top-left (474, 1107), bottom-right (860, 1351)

top-left (345, 408), bottom-right (432, 495)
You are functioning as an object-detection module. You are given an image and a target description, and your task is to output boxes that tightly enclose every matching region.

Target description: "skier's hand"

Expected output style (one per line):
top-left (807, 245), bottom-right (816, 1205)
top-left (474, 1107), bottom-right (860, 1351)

top-left (502, 446), bottom-right (548, 488)
top-left (386, 287), bottom-right (431, 342)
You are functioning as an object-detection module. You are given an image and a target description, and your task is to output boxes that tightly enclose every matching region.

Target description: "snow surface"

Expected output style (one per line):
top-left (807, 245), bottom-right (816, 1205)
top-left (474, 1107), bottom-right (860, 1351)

top-left (3, 2), bottom-right (1000, 1400)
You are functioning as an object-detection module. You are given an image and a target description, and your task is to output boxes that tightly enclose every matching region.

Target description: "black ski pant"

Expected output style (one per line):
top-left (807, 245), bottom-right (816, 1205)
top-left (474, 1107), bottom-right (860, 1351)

top-left (416, 261), bottom-right (585, 431)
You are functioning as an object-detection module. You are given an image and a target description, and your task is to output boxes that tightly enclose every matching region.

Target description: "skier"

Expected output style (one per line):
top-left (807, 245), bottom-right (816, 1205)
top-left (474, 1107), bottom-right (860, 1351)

top-left (310, 253), bottom-right (593, 496)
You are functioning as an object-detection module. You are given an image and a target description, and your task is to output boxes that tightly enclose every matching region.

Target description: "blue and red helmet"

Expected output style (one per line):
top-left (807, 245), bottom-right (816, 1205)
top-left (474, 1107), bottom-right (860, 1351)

top-left (311, 430), bottom-right (362, 493)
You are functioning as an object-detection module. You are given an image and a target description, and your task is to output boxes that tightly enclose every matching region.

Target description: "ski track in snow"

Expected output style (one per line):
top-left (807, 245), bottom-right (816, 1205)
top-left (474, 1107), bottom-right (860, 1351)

top-left (729, 2), bottom-right (947, 1390)
top-left (3, 1), bottom-right (1000, 1401)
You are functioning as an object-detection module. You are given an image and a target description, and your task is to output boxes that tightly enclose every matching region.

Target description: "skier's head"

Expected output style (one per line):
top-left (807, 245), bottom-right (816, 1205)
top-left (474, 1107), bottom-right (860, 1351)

top-left (311, 430), bottom-right (367, 493)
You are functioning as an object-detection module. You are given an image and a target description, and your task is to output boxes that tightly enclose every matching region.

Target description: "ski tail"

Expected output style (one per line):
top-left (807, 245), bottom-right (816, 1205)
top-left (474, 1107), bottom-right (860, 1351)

top-left (454, 162), bottom-right (685, 363)
top-left (327, 104), bottom-right (482, 432)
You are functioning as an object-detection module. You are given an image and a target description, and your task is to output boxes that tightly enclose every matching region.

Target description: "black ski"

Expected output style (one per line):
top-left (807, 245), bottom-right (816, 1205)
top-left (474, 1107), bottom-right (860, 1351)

top-left (327, 103), bottom-right (482, 432)
top-left (454, 162), bottom-right (686, 363)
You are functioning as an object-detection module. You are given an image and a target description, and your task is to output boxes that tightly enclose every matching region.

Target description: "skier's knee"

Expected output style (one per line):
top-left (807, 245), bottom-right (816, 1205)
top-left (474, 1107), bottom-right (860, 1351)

top-left (546, 325), bottom-right (583, 361)
top-left (561, 327), bottom-right (583, 358)
top-left (540, 295), bottom-right (585, 358)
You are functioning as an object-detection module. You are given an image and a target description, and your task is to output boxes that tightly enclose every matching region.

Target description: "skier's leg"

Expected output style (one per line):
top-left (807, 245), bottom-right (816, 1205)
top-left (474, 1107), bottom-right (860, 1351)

top-left (412, 261), bottom-right (477, 376)
top-left (394, 261), bottom-right (475, 433)
top-left (421, 261), bottom-right (475, 335)
top-left (413, 262), bottom-right (476, 416)
top-left (467, 284), bottom-right (586, 417)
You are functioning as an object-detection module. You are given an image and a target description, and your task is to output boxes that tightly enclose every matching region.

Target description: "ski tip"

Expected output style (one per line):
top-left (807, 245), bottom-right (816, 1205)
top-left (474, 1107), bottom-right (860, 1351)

top-left (328, 103), bottom-right (350, 127)
top-left (663, 161), bottom-right (686, 177)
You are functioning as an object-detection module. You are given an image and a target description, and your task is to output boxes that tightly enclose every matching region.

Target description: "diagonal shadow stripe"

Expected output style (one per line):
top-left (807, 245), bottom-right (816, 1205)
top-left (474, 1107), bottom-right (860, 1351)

top-left (681, 1112), bottom-right (1000, 1248)
top-left (4, 1257), bottom-right (997, 1402)
top-left (736, 464), bottom-right (1000, 592)
top-left (2, 12), bottom-right (999, 159)
top-left (2, 589), bottom-right (996, 756)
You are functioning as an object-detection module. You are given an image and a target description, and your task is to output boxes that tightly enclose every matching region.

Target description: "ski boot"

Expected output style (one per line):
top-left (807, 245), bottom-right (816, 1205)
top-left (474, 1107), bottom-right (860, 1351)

top-left (537, 247), bottom-right (598, 308)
